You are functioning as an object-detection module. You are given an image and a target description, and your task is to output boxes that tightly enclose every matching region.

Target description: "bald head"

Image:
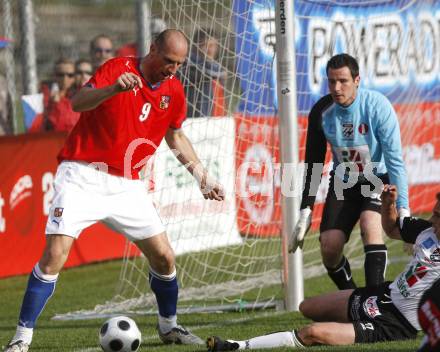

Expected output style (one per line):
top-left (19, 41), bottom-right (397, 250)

top-left (155, 29), bottom-right (188, 55)
top-left (141, 29), bottom-right (188, 84)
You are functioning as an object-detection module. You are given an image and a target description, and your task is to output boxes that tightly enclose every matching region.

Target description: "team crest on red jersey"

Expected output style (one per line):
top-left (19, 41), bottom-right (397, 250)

top-left (54, 207), bottom-right (64, 217)
top-left (160, 95), bottom-right (170, 109)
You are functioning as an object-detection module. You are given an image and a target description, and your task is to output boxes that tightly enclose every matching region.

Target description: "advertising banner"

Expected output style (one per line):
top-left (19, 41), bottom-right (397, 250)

top-left (152, 117), bottom-right (242, 254)
top-left (234, 0), bottom-right (440, 114)
top-left (233, 0), bottom-right (440, 235)
top-left (0, 132), bottom-right (131, 278)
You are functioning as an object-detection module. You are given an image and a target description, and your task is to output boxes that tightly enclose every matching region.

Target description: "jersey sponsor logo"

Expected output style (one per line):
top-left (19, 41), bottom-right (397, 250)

top-left (334, 145), bottom-right (371, 174)
top-left (397, 263), bottom-right (429, 297)
top-left (406, 263), bottom-right (429, 287)
top-left (363, 296), bottom-right (382, 318)
top-left (423, 238), bottom-right (436, 249)
top-left (342, 123), bottom-right (354, 139)
top-left (132, 86), bottom-right (139, 96)
top-left (397, 275), bottom-right (410, 297)
top-left (54, 207), bottom-right (64, 217)
top-left (430, 248), bottom-right (440, 262)
top-left (358, 123), bottom-right (369, 135)
top-left (160, 95), bottom-right (170, 109)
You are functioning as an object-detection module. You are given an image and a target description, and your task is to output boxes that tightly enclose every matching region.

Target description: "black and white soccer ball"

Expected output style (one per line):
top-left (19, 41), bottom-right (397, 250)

top-left (99, 316), bottom-right (141, 352)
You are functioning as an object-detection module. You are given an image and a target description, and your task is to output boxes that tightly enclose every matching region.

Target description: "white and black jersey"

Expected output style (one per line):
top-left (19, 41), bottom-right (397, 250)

top-left (390, 217), bottom-right (440, 330)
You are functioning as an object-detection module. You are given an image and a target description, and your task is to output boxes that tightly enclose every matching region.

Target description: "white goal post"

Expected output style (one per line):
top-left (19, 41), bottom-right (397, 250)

top-left (275, 0), bottom-right (303, 311)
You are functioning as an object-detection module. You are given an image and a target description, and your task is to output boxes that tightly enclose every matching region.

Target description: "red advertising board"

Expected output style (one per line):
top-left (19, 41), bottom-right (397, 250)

top-left (0, 132), bottom-right (133, 278)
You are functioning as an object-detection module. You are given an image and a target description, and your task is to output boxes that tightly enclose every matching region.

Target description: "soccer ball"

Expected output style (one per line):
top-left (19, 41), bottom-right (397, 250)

top-left (99, 316), bottom-right (142, 352)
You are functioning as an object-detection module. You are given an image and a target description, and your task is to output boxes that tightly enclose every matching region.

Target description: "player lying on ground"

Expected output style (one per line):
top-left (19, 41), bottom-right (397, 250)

top-left (207, 185), bottom-right (440, 350)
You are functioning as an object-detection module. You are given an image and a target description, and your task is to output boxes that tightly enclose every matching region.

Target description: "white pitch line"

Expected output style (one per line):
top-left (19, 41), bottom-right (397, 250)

top-left (74, 310), bottom-right (285, 351)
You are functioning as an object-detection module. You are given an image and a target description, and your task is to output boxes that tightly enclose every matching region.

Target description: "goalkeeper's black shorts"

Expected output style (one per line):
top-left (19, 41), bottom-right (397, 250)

top-left (348, 282), bottom-right (417, 343)
top-left (320, 172), bottom-right (389, 240)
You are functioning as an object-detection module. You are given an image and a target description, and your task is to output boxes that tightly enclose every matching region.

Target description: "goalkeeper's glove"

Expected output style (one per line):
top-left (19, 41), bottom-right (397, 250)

top-left (288, 207), bottom-right (312, 253)
top-left (398, 207), bottom-right (410, 227)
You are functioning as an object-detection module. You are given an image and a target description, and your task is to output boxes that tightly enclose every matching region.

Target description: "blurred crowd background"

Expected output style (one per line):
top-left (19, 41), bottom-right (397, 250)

top-left (0, 0), bottom-right (239, 135)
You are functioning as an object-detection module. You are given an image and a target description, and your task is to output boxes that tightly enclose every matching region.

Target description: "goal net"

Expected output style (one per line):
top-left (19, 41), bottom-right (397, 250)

top-left (16, 0), bottom-right (438, 319)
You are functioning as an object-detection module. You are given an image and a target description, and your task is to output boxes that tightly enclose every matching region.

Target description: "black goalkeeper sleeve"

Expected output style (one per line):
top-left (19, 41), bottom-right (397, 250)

top-left (300, 94), bottom-right (332, 210)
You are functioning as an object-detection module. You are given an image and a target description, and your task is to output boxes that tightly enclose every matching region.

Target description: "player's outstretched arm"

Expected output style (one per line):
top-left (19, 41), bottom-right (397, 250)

top-left (165, 128), bottom-right (225, 201)
top-left (381, 184), bottom-right (402, 240)
top-left (72, 72), bottom-right (143, 112)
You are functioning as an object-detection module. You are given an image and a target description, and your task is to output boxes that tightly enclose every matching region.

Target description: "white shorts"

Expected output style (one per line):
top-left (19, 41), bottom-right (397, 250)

top-left (45, 161), bottom-right (165, 241)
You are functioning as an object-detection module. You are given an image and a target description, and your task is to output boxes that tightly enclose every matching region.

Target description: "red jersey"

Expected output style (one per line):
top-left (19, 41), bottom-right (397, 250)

top-left (58, 57), bottom-right (187, 179)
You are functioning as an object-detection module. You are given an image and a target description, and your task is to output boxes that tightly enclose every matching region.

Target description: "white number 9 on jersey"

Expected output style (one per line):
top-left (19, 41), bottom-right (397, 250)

top-left (139, 102), bottom-right (151, 122)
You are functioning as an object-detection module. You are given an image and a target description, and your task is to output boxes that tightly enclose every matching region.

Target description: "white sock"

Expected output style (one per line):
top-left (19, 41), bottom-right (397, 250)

top-left (158, 314), bottom-right (177, 333)
top-left (11, 325), bottom-right (33, 345)
top-left (233, 331), bottom-right (300, 349)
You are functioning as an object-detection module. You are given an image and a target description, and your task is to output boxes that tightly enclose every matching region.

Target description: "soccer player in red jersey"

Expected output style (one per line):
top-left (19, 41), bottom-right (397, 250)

top-left (4, 29), bottom-right (223, 352)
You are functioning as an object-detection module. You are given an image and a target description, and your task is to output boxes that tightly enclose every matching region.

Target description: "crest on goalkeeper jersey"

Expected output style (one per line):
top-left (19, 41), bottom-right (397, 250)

top-left (342, 123), bottom-right (354, 139)
top-left (159, 95), bottom-right (170, 109)
top-left (358, 123), bottom-right (369, 135)
top-left (54, 207), bottom-right (64, 217)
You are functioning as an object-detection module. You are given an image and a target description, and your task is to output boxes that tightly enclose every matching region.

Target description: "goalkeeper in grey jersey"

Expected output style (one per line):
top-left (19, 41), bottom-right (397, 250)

top-left (289, 53), bottom-right (409, 290)
top-left (207, 187), bottom-right (440, 350)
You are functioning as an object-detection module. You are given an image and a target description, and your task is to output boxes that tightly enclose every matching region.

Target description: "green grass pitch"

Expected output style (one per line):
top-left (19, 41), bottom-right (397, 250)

top-left (0, 257), bottom-right (423, 351)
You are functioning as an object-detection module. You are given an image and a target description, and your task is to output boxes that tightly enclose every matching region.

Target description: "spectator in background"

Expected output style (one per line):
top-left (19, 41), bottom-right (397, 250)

top-left (74, 58), bottom-right (93, 88)
top-left (0, 37), bottom-right (13, 135)
top-left (181, 28), bottom-right (226, 118)
top-left (41, 58), bottom-right (79, 132)
top-left (117, 17), bottom-right (167, 57)
top-left (89, 34), bottom-right (114, 72)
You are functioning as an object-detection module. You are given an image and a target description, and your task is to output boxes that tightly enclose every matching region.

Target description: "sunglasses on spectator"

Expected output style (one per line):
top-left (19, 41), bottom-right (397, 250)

top-left (56, 72), bottom-right (75, 78)
top-left (76, 70), bottom-right (93, 76)
top-left (94, 48), bottom-right (113, 54)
